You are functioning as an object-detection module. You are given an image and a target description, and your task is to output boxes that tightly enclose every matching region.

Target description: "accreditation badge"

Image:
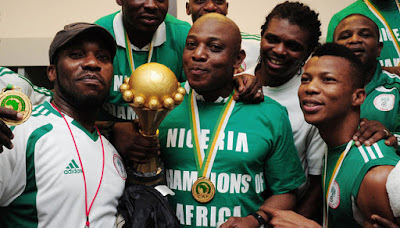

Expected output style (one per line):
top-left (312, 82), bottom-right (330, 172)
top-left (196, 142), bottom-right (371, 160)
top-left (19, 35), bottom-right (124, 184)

top-left (0, 86), bottom-right (32, 125)
top-left (192, 177), bottom-right (215, 203)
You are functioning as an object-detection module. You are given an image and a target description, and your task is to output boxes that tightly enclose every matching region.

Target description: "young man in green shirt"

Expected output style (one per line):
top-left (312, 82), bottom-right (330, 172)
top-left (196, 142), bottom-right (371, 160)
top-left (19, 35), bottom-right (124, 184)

top-left (259, 43), bottom-right (400, 228)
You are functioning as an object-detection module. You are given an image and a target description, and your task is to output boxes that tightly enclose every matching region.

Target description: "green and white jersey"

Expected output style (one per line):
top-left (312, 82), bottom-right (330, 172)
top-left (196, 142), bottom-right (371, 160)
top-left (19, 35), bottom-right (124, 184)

top-left (326, 0), bottom-right (400, 67)
top-left (361, 64), bottom-right (400, 139)
top-left (240, 32), bottom-right (261, 72)
top-left (159, 83), bottom-right (306, 227)
top-left (95, 12), bottom-right (191, 121)
top-left (325, 140), bottom-right (399, 227)
top-left (0, 101), bottom-right (126, 228)
top-left (0, 67), bottom-right (52, 105)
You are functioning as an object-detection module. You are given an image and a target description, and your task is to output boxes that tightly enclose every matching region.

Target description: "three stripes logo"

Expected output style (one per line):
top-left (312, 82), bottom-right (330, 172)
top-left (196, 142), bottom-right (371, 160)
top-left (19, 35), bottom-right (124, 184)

top-left (64, 159), bottom-right (82, 174)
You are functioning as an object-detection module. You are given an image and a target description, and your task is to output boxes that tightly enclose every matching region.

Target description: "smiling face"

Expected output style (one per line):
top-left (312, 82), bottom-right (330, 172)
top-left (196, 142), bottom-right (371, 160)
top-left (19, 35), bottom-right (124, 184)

top-left (186, 0), bottom-right (228, 22)
top-left (259, 17), bottom-right (310, 86)
top-left (298, 56), bottom-right (364, 127)
top-left (333, 14), bottom-right (382, 67)
top-left (183, 14), bottom-right (243, 99)
top-left (48, 35), bottom-right (113, 109)
top-left (118, 0), bottom-right (168, 33)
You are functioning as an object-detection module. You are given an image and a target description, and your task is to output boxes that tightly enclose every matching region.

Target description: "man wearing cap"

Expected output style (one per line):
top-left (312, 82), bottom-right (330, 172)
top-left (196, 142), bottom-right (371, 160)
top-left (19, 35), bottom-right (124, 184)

top-left (0, 22), bottom-right (126, 228)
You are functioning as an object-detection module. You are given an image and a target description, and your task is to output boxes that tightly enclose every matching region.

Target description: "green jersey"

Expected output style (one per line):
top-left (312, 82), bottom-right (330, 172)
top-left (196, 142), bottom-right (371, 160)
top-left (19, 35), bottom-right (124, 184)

top-left (326, 0), bottom-right (400, 67)
top-left (159, 84), bottom-right (305, 227)
top-left (361, 64), bottom-right (400, 133)
top-left (324, 140), bottom-right (399, 227)
top-left (95, 12), bottom-right (191, 121)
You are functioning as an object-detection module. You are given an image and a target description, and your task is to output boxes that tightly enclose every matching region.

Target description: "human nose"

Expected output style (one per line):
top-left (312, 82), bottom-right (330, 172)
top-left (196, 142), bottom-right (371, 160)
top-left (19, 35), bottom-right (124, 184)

top-left (272, 42), bottom-right (286, 56)
top-left (82, 54), bottom-right (101, 71)
top-left (348, 34), bottom-right (362, 44)
top-left (143, 0), bottom-right (157, 10)
top-left (304, 78), bottom-right (320, 94)
top-left (204, 1), bottom-right (217, 12)
top-left (192, 44), bottom-right (207, 62)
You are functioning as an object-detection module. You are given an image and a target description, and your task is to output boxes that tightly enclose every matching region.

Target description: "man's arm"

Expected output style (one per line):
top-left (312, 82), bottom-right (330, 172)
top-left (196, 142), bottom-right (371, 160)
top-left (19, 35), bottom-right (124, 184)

top-left (357, 165), bottom-right (396, 227)
top-left (296, 174), bottom-right (323, 219)
top-left (353, 118), bottom-right (398, 148)
top-left (220, 192), bottom-right (297, 228)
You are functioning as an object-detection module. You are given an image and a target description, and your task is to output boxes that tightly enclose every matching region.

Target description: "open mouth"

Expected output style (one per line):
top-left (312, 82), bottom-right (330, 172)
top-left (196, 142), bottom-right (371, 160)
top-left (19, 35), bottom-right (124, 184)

top-left (302, 99), bottom-right (323, 113)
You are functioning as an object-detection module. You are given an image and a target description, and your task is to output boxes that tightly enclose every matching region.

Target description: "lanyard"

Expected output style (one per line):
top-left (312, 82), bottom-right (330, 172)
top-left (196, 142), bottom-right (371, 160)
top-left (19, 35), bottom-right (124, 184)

top-left (364, 0), bottom-right (400, 59)
top-left (52, 104), bottom-right (105, 228)
top-left (323, 140), bottom-right (354, 228)
top-left (188, 89), bottom-right (236, 178)
top-left (124, 30), bottom-right (154, 74)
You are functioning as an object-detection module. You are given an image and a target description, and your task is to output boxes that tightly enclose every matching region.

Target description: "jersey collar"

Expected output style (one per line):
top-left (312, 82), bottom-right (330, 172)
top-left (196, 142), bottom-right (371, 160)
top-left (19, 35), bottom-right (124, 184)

top-left (113, 11), bottom-right (166, 51)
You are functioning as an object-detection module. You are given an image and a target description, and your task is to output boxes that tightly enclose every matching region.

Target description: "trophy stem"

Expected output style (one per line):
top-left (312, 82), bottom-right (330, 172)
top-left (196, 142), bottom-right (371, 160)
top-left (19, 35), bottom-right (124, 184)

top-left (129, 133), bottom-right (164, 186)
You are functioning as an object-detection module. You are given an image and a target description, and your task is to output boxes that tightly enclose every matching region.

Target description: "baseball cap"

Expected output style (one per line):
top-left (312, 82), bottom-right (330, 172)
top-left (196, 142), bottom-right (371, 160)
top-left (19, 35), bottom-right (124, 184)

top-left (49, 22), bottom-right (116, 64)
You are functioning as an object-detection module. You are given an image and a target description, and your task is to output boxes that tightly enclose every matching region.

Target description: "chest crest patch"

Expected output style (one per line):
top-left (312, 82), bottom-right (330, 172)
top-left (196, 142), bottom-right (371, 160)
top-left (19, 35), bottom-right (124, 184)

top-left (328, 180), bottom-right (340, 209)
top-left (373, 94), bottom-right (395, 111)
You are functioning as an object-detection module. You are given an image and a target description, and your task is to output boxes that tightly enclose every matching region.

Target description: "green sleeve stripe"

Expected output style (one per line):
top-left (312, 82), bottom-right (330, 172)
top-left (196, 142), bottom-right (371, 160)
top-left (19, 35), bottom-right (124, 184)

top-left (0, 67), bottom-right (53, 97)
top-left (3, 124), bottom-right (53, 228)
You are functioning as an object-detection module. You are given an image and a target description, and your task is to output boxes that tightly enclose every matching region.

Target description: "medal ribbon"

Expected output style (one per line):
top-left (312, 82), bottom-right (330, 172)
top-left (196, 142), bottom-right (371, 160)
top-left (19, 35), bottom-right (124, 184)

top-left (322, 140), bottom-right (354, 228)
top-left (364, 0), bottom-right (400, 60)
top-left (124, 30), bottom-right (154, 74)
top-left (52, 104), bottom-right (105, 228)
top-left (189, 89), bottom-right (236, 178)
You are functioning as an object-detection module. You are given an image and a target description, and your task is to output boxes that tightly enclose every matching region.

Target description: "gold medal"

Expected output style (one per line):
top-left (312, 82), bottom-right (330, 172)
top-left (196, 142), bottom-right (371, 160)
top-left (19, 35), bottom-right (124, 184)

top-left (0, 86), bottom-right (32, 125)
top-left (192, 177), bottom-right (215, 203)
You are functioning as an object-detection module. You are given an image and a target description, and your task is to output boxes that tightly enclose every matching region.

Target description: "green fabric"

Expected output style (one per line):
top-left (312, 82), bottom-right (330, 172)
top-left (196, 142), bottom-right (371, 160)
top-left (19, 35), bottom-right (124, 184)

top-left (0, 124), bottom-right (53, 228)
top-left (324, 140), bottom-right (399, 228)
top-left (159, 85), bottom-right (305, 227)
top-left (95, 12), bottom-right (191, 121)
top-left (361, 64), bottom-right (400, 133)
top-left (326, 0), bottom-right (400, 67)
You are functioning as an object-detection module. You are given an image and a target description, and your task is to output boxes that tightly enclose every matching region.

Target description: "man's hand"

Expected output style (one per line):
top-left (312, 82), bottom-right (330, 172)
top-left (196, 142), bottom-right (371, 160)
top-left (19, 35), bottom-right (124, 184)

top-left (353, 118), bottom-right (397, 147)
top-left (233, 73), bottom-right (264, 103)
top-left (111, 121), bottom-right (160, 164)
top-left (0, 107), bottom-right (23, 152)
top-left (382, 66), bottom-right (400, 76)
top-left (371, 214), bottom-right (400, 228)
top-left (220, 215), bottom-right (259, 228)
top-left (260, 206), bottom-right (321, 228)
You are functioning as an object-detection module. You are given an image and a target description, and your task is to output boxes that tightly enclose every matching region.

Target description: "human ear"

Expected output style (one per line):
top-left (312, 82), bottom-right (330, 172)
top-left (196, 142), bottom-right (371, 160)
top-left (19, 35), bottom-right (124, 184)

top-left (352, 88), bottom-right (366, 106)
top-left (233, 49), bottom-right (246, 70)
top-left (47, 65), bottom-right (57, 82)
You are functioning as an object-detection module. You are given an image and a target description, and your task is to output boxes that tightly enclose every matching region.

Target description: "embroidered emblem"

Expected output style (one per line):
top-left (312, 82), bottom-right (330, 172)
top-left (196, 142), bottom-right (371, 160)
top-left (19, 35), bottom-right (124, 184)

top-left (113, 154), bottom-right (127, 180)
top-left (373, 94), bottom-right (395, 111)
top-left (328, 181), bottom-right (340, 209)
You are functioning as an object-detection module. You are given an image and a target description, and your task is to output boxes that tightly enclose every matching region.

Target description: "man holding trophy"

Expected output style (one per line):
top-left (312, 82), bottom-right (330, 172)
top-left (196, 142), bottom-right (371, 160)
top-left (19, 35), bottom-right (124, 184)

top-left (123, 13), bottom-right (306, 228)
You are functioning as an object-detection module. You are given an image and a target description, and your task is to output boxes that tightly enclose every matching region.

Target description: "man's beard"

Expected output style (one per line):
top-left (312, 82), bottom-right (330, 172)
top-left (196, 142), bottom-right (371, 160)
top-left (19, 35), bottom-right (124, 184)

top-left (56, 78), bottom-right (108, 111)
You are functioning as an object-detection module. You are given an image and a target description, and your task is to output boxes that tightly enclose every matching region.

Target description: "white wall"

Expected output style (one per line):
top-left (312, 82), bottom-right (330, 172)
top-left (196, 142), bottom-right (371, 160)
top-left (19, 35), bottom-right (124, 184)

top-left (0, 0), bottom-right (355, 66)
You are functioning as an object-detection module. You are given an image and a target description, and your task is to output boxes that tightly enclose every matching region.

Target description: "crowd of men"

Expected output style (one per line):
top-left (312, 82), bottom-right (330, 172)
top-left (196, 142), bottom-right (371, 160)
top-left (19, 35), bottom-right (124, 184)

top-left (1, 0), bottom-right (400, 227)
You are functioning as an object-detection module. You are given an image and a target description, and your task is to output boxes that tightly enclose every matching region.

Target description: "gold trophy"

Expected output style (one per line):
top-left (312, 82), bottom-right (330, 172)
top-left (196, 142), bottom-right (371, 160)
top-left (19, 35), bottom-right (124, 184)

top-left (120, 63), bottom-right (186, 185)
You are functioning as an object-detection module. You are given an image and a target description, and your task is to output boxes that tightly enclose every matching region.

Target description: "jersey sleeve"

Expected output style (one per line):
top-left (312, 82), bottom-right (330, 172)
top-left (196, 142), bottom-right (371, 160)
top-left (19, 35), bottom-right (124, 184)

top-left (305, 126), bottom-right (326, 175)
top-left (0, 126), bottom-right (27, 206)
top-left (0, 67), bottom-right (53, 106)
top-left (264, 110), bottom-right (306, 195)
top-left (351, 141), bottom-right (400, 199)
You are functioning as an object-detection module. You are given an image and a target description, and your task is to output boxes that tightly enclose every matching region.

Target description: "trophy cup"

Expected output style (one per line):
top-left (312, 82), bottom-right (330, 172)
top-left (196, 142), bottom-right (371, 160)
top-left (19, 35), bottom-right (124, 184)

top-left (120, 63), bottom-right (186, 185)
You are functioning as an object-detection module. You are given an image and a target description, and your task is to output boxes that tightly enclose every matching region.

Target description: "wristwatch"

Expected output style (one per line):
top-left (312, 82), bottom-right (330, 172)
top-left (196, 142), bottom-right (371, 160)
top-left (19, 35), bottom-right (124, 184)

top-left (250, 212), bottom-right (268, 228)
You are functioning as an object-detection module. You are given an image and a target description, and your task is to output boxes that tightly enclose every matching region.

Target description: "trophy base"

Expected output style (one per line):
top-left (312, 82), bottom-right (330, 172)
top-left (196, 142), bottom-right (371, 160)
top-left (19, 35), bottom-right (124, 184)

top-left (128, 167), bottom-right (164, 186)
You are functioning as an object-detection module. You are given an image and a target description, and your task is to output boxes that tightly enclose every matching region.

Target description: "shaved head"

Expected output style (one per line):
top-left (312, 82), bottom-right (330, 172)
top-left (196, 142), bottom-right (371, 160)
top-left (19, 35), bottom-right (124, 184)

top-left (193, 13), bottom-right (242, 54)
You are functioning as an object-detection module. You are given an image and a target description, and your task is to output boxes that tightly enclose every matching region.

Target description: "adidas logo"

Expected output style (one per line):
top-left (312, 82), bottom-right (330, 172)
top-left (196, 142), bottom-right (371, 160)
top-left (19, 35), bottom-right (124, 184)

top-left (64, 159), bottom-right (82, 174)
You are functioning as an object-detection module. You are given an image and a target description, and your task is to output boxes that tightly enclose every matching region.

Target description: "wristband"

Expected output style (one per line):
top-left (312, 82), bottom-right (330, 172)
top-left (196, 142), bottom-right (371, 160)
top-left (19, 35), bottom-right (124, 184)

top-left (250, 212), bottom-right (268, 228)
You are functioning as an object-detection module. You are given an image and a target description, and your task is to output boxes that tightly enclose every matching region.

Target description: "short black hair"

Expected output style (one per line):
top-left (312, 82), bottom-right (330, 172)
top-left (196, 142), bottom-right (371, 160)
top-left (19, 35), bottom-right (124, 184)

top-left (313, 43), bottom-right (366, 88)
top-left (261, 1), bottom-right (321, 54)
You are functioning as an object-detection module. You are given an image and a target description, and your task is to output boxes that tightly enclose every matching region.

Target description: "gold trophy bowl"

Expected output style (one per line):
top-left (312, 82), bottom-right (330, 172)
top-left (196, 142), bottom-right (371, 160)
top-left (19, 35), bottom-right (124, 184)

top-left (120, 63), bottom-right (185, 185)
